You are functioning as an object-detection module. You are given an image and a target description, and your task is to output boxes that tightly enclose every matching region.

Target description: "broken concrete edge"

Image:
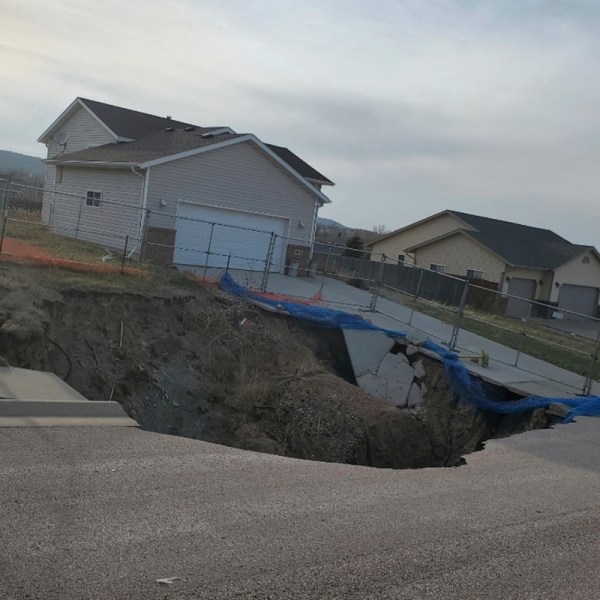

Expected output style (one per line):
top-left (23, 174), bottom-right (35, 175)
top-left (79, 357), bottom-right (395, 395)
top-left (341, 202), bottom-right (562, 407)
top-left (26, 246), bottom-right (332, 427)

top-left (0, 400), bottom-right (139, 427)
top-left (0, 417), bottom-right (139, 427)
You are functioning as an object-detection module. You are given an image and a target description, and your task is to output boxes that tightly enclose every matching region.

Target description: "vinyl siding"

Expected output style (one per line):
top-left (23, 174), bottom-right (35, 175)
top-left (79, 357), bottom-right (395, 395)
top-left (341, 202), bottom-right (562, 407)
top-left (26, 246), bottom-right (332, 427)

top-left (551, 250), bottom-right (600, 304)
top-left (42, 105), bottom-right (116, 223)
top-left (370, 214), bottom-right (470, 264)
top-left (146, 141), bottom-right (318, 247)
top-left (413, 234), bottom-right (506, 283)
top-left (50, 167), bottom-right (142, 249)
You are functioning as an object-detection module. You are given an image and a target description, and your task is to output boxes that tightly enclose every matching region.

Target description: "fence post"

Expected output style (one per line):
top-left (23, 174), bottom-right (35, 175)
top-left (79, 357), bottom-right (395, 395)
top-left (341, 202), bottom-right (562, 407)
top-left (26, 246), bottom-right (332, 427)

top-left (75, 198), bottom-right (83, 239)
top-left (317, 247), bottom-right (332, 300)
top-left (0, 180), bottom-right (8, 257)
top-left (449, 279), bottom-right (469, 350)
top-left (368, 253), bottom-right (386, 312)
top-left (260, 232), bottom-right (276, 292)
top-left (225, 254), bottom-right (231, 275)
top-left (203, 223), bottom-right (215, 282)
top-left (408, 268), bottom-right (424, 327)
top-left (583, 326), bottom-right (600, 395)
top-left (121, 235), bottom-right (129, 274)
top-left (513, 301), bottom-right (533, 367)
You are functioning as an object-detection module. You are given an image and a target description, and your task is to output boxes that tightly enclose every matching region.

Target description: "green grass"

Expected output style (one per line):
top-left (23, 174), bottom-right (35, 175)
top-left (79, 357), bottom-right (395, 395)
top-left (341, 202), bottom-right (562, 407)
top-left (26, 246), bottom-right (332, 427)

top-left (380, 287), bottom-right (598, 380)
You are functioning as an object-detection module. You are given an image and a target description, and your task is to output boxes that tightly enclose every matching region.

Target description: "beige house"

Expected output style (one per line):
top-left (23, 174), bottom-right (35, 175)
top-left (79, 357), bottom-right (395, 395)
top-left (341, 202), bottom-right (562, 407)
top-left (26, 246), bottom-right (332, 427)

top-left (38, 97), bottom-right (333, 273)
top-left (369, 210), bottom-right (600, 318)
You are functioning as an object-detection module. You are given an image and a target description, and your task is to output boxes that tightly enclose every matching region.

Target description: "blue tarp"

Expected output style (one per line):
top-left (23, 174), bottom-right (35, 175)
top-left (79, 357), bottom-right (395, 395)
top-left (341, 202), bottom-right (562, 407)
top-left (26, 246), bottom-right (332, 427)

top-left (220, 273), bottom-right (600, 423)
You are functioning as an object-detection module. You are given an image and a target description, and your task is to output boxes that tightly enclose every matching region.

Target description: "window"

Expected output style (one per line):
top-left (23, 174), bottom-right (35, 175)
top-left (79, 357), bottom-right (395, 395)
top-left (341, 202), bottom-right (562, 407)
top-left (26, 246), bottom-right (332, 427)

top-left (55, 166), bottom-right (63, 184)
top-left (397, 254), bottom-right (405, 264)
top-left (582, 256), bottom-right (590, 264)
top-left (430, 264), bottom-right (446, 273)
top-left (86, 190), bottom-right (102, 207)
top-left (466, 269), bottom-right (484, 279)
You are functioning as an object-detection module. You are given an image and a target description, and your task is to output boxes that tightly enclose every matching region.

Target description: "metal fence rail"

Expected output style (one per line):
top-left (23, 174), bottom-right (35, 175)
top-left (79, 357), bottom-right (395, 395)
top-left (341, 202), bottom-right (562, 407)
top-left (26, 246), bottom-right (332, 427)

top-left (1, 178), bottom-right (599, 393)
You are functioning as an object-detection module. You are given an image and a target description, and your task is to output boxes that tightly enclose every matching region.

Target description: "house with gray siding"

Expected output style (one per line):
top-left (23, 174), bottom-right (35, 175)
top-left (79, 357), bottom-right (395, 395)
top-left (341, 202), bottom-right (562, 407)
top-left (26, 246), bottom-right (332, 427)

top-left (38, 98), bottom-right (333, 273)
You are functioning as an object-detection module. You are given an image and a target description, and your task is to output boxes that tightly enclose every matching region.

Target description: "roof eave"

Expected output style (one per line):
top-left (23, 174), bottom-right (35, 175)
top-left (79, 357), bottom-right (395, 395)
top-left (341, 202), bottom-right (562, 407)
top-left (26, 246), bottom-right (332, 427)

top-left (45, 159), bottom-right (138, 168)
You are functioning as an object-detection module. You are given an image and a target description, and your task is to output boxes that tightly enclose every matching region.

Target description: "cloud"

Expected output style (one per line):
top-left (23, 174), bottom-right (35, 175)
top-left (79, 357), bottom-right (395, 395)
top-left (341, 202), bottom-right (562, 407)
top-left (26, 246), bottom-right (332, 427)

top-left (1, 0), bottom-right (600, 245)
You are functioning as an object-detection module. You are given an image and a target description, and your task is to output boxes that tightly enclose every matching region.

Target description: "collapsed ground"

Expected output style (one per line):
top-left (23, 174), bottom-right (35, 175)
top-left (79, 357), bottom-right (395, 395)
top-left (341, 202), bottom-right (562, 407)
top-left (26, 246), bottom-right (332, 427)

top-left (0, 264), bottom-right (549, 468)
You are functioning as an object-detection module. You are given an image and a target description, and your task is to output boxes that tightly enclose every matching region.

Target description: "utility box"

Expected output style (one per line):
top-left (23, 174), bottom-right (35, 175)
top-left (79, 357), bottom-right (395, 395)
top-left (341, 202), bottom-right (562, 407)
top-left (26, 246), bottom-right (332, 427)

top-left (285, 245), bottom-right (310, 276)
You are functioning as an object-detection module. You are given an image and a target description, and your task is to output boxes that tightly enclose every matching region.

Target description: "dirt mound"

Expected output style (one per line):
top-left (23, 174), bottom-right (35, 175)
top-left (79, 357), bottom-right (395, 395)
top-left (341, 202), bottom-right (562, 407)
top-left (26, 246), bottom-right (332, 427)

top-left (0, 264), bottom-right (547, 468)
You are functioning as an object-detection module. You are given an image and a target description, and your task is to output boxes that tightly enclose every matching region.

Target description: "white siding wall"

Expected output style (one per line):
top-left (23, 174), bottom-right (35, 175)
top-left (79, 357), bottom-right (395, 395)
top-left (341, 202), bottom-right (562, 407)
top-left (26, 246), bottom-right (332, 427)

top-left (551, 250), bottom-right (600, 304)
top-left (146, 141), bottom-right (318, 247)
top-left (51, 167), bottom-right (142, 250)
top-left (413, 234), bottom-right (506, 282)
top-left (370, 214), bottom-right (470, 264)
top-left (42, 105), bottom-right (115, 223)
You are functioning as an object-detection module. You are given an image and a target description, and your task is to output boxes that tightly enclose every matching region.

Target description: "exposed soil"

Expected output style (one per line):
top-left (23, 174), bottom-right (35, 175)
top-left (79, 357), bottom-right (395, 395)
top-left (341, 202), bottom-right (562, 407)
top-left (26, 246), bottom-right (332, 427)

top-left (0, 264), bottom-right (549, 468)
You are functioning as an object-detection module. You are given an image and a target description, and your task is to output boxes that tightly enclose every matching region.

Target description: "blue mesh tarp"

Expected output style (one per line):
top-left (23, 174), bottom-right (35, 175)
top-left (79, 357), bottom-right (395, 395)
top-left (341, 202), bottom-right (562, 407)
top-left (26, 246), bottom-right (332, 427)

top-left (221, 273), bottom-right (600, 423)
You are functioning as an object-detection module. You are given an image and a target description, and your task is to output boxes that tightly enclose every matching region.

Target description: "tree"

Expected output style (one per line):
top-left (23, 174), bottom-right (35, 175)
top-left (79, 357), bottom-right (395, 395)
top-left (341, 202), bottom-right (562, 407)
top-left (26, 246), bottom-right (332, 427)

top-left (372, 224), bottom-right (388, 235)
top-left (343, 234), bottom-right (365, 258)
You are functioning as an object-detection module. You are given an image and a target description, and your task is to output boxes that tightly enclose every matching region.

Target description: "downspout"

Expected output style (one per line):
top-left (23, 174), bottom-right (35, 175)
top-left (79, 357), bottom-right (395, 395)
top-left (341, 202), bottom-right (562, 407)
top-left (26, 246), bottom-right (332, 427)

top-left (309, 197), bottom-right (320, 260)
top-left (129, 166), bottom-right (149, 258)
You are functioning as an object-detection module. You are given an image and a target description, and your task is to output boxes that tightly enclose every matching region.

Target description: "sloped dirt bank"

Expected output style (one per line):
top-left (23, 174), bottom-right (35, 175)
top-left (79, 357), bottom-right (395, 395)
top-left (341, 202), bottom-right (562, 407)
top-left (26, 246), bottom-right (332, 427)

top-left (0, 265), bottom-right (549, 468)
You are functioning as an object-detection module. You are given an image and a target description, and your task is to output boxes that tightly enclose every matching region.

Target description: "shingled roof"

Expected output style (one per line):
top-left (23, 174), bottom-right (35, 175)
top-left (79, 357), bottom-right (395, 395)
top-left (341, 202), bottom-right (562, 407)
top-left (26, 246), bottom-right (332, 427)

top-left (43, 98), bottom-right (333, 185)
top-left (403, 209), bottom-right (594, 270)
top-left (78, 98), bottom-right (214, 140)
top-left (49, 130), bottom-right (241, 165)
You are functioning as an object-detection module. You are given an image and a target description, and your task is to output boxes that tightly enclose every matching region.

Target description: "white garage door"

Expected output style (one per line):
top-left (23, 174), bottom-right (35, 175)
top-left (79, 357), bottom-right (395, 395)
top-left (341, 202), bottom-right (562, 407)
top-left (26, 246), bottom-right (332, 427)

top-left (173, 202), bottom-right (287, 271)
top-left (558, 284), bottom-right (599, 319)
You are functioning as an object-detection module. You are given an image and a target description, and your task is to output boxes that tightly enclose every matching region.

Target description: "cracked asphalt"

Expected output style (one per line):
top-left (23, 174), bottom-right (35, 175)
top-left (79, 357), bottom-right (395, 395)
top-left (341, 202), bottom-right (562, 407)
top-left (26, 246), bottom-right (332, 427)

top-left (1, 419), bottom-right (599, 599)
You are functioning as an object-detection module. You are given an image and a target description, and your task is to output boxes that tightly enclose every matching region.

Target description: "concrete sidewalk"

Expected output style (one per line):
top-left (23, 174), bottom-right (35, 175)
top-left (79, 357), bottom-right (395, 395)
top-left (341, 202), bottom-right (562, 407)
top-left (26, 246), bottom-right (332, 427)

top-left (262, 274), bottom-right (599, 398)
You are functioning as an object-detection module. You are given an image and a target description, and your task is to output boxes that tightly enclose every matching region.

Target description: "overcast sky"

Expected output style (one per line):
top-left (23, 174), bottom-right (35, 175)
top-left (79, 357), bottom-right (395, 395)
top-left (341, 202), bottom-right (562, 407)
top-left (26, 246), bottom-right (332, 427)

top-left (2, 0), bottom-right (599, 245)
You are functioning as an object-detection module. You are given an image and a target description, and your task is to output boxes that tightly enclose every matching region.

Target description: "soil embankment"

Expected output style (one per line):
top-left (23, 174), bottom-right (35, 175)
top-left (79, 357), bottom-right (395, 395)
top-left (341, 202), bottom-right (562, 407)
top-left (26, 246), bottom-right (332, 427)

top-left (0, 265), bottom-right (548, 468)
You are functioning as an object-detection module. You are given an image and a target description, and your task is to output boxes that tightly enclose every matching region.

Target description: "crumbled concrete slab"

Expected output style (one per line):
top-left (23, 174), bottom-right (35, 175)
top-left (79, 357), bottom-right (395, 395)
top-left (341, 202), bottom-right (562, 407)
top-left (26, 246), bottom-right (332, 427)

top-left (387, 382), bottom-right (411, 407)
top-left (406, 344), bottom-right (420, 357)
top-left (547, 402), bottom-right (572, 418)
top-left (356, 373), bottom-right (388, 402)
top-left (342, 330), bottom-right (395, 377)
top-left (377, 353), bottom-right (414, 383)
top-left (413, 360), bottom-right (426, 379)
top-left (407, 383), bottom-right (423, 408)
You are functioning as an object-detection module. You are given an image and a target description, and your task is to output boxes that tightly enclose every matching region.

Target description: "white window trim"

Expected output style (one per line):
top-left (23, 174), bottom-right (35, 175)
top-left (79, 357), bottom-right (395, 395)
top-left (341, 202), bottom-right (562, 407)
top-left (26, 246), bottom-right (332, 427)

top-left (430, 263), bottom-right (446, 273)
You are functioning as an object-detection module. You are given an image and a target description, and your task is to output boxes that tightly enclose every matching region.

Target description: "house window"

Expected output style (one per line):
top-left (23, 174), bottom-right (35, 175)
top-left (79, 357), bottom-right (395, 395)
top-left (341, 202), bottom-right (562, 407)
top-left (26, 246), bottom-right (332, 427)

top-left (398, 254), bottom-right (405, 264)
top-left (430, 264), bottom-right (446, 274)
top-left (582, 256), bottom-right (590, 264)
top-left (55, 166), bottom-right (63, 184)
top-left (466, 269), bottom-right (484, 279)
top-left (86, 190), bottom-right (102, 207)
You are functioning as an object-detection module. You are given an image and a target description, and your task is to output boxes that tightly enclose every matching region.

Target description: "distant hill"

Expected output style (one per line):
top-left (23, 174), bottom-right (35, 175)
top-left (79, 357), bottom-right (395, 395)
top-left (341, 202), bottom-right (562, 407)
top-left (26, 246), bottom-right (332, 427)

top-left (0, 150), bottom-right (45, 183)
top-left (317, 217), bottom-right (346, 228)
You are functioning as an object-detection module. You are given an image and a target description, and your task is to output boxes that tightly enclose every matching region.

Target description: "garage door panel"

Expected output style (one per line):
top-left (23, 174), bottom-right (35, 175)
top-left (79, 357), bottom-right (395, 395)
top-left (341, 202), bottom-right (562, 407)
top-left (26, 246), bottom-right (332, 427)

top-left (506, 278), bottom-right (536, 319)
top-left (173, 202), bottom-right (286, 271)
top-left (558, 284), bottom-right (599, 320)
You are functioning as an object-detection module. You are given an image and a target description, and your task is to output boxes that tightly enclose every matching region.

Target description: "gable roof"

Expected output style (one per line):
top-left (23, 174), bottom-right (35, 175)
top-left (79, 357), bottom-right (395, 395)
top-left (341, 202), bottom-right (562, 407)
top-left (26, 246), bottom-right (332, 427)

top-left (369, 209), bottom-right (568, 247)
top-left (78, 98), bottom-right (219, 140)
top-left (39, 97), bottom-right (333, 187)
top-left (47, 129), bottom-right (331, 204)
top-left (449, 210), bottom-right (568, 244)
top-left (266, 144), bottom-right (333, 186)
top-left (406, 228), bottom-right (596, 270)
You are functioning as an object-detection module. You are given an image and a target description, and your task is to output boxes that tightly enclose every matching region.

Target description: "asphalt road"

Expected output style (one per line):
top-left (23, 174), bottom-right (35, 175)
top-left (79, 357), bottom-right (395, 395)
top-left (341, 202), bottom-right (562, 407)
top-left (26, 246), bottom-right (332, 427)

top-left (1, 420), bottom-right (599, 599)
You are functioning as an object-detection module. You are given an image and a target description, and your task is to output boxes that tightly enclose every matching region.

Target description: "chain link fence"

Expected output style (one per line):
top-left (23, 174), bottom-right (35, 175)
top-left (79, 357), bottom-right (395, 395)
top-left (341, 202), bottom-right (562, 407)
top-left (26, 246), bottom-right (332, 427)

top-left (1, 178), bottom-right (598, 392)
